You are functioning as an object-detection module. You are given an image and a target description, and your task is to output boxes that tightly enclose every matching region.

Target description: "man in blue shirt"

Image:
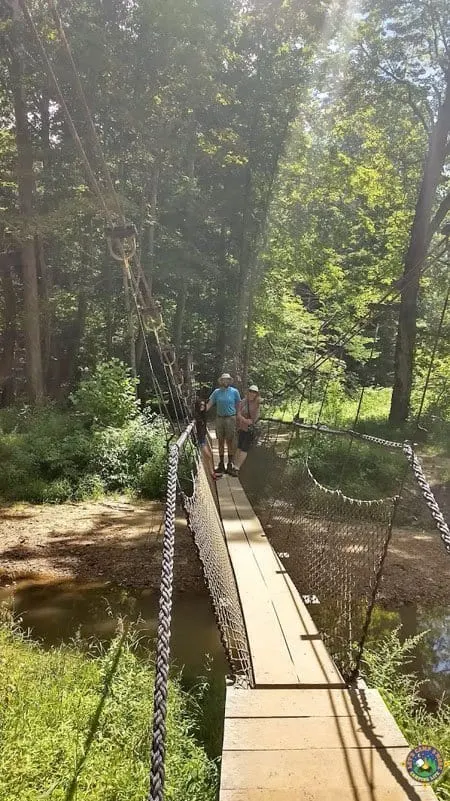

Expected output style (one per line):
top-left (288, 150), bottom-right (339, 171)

top-left (207, 373), bottom-right (240, 475)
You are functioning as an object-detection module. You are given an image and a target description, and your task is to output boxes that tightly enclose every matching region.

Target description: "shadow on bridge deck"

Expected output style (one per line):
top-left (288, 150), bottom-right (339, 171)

top-left (211, 433), bottom-right (437, 801)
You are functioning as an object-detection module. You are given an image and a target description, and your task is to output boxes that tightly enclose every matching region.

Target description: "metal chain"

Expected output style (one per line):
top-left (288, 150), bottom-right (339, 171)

top-left (403, 442), bottom-right (450, 554)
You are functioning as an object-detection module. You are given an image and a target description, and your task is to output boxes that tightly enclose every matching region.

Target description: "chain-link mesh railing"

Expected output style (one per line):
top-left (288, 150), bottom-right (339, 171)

top-left (183, 459), bottom-right (253, 686)
top-left (241, 438), bottom-right (397, 680)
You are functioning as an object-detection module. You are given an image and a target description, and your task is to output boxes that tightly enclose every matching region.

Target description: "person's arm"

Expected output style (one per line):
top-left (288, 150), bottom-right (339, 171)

top-left (206, 389), bottom-right (217, 412)
top-left (250, 399), bottom-right (260, 423)
top-left (234, 388), bottom-right (241, 414)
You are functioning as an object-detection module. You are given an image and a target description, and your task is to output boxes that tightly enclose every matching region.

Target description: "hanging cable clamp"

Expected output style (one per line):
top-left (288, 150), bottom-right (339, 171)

top-left (106, 223), bottom-right (137, 261)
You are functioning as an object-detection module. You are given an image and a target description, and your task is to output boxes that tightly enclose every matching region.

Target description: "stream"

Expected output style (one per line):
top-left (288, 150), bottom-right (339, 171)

top-left (0, 579), bottom-right (448, 706)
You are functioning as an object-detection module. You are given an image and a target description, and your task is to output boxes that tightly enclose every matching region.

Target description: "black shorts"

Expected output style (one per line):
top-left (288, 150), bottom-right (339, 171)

top-left (237, 429), bottom-right (254, 453)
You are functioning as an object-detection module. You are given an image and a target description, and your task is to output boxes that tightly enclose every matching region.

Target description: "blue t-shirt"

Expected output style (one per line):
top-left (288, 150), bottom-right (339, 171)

top-left (209, 386), bottom-right (240, 417)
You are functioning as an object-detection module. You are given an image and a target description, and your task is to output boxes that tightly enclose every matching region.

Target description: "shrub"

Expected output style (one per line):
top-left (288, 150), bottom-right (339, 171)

top-left (89, 426), bottom-right (131, 490)
top-left (137, 457), bottom-right (167, 499)
top-left (362, 629), bottom-right (450, 800)
top-left (71, 359), bottom-right (139, 428)
top-left (0, 398), bottom-right (168, 504)
top-left (41, 478), bottom-right (73, 504)
top-left (73, 474), bottom-right (105, 501)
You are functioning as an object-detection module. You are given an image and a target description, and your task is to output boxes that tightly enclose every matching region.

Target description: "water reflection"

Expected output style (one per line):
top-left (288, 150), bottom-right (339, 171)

top-left (0, 579), bottom-right (228, 685)
top-left (368, 603), bottom-right (450, 702)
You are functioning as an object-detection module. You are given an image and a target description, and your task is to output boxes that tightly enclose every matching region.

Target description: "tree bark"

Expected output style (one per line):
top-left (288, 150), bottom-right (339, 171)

top-left (214, 227), bottom-right (228, 375)
top-left (147, 161), bottom-right (160, 294)
top-left (0, 260), bottom-right (18, 405)
top-left (173, 275), bottom-right (187, 354)
top-left (9, 10), bottom-right (44, 403)
top-left (389, 72), bottom-right (450, 425)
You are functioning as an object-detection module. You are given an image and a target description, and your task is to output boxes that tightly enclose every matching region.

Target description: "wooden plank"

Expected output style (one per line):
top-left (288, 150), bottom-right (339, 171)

top-left (227, 480), bottom-right (345, 687)
top-left (220, 747), bottom-right (428, 791)
top-left (220, 787), bottom-right (437, 801)
top-left (224, 688), bottom-right (407, 742)
top-left (222, 714), bottom-right (408, 751)
top-left (225, 687), bottom-right (356, 719)
top-left (217, 476), bottom-right (300, 685)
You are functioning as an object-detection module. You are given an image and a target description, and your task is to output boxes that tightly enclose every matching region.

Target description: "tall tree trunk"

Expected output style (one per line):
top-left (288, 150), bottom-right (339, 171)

top-left (38, 84), bottom-right (52, 387)
top-left (66, 289), bottom-right (87, 391)
top-left (215, 227), bottom-right (228, 375)
top-left (147, 162), bottom-right (160, 294)
top-left (173, 276), bottom-right (187, 353)
top-left (234, 160), bottom-right (253, 379)
top-left (173, 148), bottom-right (195, 354)
top-left (9, 9), bottom-right (44, 403)
top-left (389, 73), bottom-right (450, 424)
top-left (0, 259), bottom-right (18, 405)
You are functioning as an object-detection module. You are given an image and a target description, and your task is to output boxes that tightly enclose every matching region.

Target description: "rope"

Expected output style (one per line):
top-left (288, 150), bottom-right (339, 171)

top-left (148, 425), bottom-right (193, 801)
top-left (18, 0), bottom-right (113, 219)
top-left (403, 443), bottom-right (450, 553)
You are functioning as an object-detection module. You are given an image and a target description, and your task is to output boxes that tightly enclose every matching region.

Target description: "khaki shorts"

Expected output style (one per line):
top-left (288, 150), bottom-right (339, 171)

top-left (216, 415), bottom-right (237, 440)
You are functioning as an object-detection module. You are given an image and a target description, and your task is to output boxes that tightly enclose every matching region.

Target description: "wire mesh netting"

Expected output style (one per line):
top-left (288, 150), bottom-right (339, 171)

top-left (182, 452), bottom-right (253, 686)
top-left (240, 428), bottom-right (398, 679)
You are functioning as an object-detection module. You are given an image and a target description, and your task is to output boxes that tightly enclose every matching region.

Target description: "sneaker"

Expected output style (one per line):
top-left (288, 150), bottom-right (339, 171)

top-left (212, 471), bottom-right (222, 481)
top-left (227, 464), bottom-right (238, 477)
top-left (217, 460), bottom-right (225, 474)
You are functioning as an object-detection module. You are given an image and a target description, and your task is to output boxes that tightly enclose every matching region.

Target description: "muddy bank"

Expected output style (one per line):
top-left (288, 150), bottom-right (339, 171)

top-left (0, 499), bottom-right (203, 592)
top-left (1, 499), bottom-right (449, 606)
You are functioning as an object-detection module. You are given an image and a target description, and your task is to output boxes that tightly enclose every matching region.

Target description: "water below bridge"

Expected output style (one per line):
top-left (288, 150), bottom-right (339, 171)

top-left (0, 579), bottom-right (448, 709)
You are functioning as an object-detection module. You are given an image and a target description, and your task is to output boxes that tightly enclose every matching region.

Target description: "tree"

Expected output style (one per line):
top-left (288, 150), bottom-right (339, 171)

top-left (354, 0), bottom-right (450, 423)
top-left (3, 1), bottom-right (44, 403)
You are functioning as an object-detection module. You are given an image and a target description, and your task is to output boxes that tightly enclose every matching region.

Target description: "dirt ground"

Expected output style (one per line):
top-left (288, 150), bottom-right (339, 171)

top-left (0, 499), bottom-right (203, 592)
top-left (378, 526), bottom-right (450, 606)
top-left (0, 498), bottom-right (448, 606)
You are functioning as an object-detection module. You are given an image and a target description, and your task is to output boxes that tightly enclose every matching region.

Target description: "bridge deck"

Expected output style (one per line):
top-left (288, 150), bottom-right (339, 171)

top-left (212, 446), bottom-right (437, 801)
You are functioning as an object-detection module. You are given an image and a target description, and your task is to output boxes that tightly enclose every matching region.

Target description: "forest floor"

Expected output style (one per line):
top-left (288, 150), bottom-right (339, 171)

top-left (0, 498), bottom-right (203, 592)
top-left (0, 475), bottom-right (449, 605)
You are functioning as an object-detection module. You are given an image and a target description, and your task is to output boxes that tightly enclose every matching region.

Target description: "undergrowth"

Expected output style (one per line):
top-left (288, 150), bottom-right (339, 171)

top-left (362, 629), bottom-right (450, 800)
top-left (0, 614), bottom-right (217, 801)
top-left (0, 360), bottom-right (169, 503)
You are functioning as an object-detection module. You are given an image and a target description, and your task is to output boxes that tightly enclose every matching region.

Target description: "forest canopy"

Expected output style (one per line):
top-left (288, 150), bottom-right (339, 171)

top-left (0, 0), bottom-right (449, 427)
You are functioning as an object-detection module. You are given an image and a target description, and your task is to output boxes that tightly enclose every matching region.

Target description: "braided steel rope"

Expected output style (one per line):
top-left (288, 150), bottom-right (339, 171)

top-left (403, 442), bottom-right (450, 554)
top-left (148, 425), bottom-right (193, 801)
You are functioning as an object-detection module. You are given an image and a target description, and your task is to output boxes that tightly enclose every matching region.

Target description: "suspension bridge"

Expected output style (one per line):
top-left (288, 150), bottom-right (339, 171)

top-left (14, 5), bottom-right (449, 798)
top-left (148, 423), bottom-right (449, 801)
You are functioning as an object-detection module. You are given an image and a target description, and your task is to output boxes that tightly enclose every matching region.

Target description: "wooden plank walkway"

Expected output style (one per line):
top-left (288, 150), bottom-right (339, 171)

top-left (211, 434), bottom-right (437, 801)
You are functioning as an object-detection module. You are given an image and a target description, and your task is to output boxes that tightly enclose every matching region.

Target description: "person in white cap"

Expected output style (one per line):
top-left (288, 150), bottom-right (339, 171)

top-left (207, 373), bottom-right (241, 475)
top-left (234, 384), bottom-right (261, 470)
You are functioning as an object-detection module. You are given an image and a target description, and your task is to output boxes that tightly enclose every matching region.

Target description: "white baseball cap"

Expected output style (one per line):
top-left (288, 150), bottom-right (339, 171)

top-left (248, 384), bottom-right (259, 392)
top-left (219, 372), bottom-right (232, 381)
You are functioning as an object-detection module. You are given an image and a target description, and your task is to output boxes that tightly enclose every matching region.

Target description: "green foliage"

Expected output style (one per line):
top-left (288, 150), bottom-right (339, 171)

top-left (362, 628), bottom-right (450, 800)
top-left (0, 618), bottom-right (217, 801)
top-left (0, 403), bottom-right (168, 503)
top-left (73, 474), bottom-right (105, 502)
top-left (71, 360), bottom-right (139, 428)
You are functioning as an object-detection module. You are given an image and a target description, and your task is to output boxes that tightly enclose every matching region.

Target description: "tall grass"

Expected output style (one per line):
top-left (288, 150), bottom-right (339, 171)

top-left (0, 616), bottom-right (217, 801)
top-left (362, 629), bottom-right (450, 800)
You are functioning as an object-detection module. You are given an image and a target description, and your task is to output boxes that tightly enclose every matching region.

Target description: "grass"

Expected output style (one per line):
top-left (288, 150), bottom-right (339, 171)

top-left (0, 616), bottom-right (217, 801)
top-left (362, 629), bottom-right (450, 800)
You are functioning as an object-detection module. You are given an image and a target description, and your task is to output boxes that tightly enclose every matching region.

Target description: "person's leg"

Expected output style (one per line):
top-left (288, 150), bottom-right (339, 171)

top-left (234, 430), bottom-right (251, 470)
top-left (224, 416), bottom-right (237, 473)
top-left (215, 418), bottom-right (225, 471)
